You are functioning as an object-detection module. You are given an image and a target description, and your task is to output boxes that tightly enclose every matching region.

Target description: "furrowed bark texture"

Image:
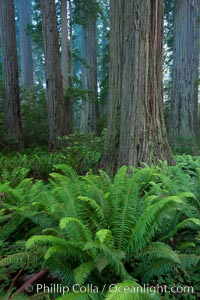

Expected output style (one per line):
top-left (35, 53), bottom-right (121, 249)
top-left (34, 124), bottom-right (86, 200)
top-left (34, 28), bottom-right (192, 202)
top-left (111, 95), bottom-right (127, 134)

top-left (80, 1), bottom-right (98, 133)
top-left (41, 0), bottom-right (67, 150)
top-left (170, 0), bottom-right (200, 154)
top-left (104, 0), bottom-right (173, 171)
top-left (0, 0), bottom-right (23, 150)
top-left (18, 0), bottom-right (34, 88)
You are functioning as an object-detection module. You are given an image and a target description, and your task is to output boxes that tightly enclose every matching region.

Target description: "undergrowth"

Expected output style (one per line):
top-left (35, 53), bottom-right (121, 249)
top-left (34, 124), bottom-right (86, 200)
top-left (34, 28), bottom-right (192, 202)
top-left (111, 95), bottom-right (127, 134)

top-left (0, 153), bottom-right (199, 299)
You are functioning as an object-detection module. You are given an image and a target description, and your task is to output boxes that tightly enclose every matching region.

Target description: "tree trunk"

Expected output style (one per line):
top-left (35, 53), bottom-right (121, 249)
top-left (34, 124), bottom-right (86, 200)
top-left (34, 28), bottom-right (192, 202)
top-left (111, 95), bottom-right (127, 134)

top-left (18, 0), bottom-right (34, 88)
top-left (169, 0), bottom-right (200, 154)
top-left (61, 0), bottom-right (73, 133)
top-left (69, 0), bottom-right (73, 87)
top-left (80, 1), bottom-right (98, 133)
top-left (0, 0), bottom-right (23, 150)
top-left (103, 0), bottom-right (174, 171)
top-left (40, 0), bottom-right (67, 150)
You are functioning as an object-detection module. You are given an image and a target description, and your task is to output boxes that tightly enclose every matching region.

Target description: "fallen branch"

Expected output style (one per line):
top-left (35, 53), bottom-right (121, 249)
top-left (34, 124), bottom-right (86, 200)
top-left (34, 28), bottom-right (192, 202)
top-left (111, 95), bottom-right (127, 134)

top-left (8, 268), bottom-right (24, 291)
top-left (11, 269), bottom-right (49, 297)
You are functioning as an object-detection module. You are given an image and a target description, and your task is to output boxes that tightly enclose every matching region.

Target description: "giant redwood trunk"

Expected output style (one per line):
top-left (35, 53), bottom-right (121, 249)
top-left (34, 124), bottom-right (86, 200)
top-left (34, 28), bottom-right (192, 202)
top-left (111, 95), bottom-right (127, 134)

top-left (41, 0), bottom-right (67, 150)
top-left (80, 1), bottom-right (98, 133)
top-left (103, 0), bottom-right (173, 171)
top-left (0, 0), bottom-right (23, 150)
top-left (169, 0), bottom-right (199, 154)
top-left (18, 0), bottom-right (34, 88)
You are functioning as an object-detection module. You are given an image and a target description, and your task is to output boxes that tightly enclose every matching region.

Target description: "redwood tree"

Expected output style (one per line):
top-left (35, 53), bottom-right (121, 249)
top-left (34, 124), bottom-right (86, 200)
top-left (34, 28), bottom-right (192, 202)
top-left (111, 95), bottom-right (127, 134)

top-left (103, 0), bottom-right (173, 171)
top-left (40, 0), bottom-right (67, 150)
top-left (18, 0), bottom-right (34, 88)
top-left (61, 0), bottom-right (73, 133)
top-left (80, 0), bottom-right (98, 133)
top-left (0, 0), bottom-right (23, 150)
top-left (169, 0), bottom-right (200, 154)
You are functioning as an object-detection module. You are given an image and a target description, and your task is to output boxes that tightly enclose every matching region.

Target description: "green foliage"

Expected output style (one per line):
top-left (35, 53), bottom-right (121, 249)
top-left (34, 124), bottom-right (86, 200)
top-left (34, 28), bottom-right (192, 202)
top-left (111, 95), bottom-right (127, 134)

top-left (1, 155), bottom-right (200, 299)
top-left (60, 131), bottom-right (105, 173)
top-left (20, 85), bottom-right (48, 146)
top-left (171, 135), bottom-right (198, 155)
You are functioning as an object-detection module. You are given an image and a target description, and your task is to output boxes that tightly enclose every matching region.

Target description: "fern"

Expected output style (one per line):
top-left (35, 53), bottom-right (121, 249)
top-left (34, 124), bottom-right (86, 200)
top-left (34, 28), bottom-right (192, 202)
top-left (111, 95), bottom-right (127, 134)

top-left (78, 196), bottom-right (107, 230)
top-left (60, 217), bottom-right (93, 243)
top-left (135, 242), bottom-right (181, 281)
top-left (0, 292), bottom-right (30, 300)
top-left (74, 261), bottom-right (96, 285)
top-left (56, 292), bottom-right (103, 300)
top-left (26, 235), bottom-right (70, 249)
top-left (84, 241), bottom-right (129, 280)
top-left (128, 196), bottom-right (183, 255)
top-left (161, 217), bottom-right (200, 241)
top-left (0, 252), bottom-right (40, 269)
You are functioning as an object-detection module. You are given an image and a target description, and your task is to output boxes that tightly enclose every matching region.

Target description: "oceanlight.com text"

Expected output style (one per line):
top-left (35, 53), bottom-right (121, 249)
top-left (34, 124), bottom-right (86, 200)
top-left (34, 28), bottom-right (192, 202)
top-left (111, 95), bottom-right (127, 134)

top-left (24, 283), bottom-right (195, 296)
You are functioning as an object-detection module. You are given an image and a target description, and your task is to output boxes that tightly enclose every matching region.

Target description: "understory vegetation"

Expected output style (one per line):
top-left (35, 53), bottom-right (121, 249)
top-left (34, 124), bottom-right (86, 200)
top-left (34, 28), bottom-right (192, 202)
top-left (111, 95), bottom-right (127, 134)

top-left (0, 148), bottom-right (200, 299)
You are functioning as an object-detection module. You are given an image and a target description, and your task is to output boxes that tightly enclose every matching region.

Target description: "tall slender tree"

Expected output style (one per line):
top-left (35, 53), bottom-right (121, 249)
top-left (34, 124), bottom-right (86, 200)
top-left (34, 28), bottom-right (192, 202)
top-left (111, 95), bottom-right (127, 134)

top-left (80, 0), bottom-right (98, 133)
top-left (169, 0), bottom-right (200, 154)
top-left (103, 0), bottom-right (173, 171)
top-left (40, 0), bottom-right (67, 150)
top-left (18, 0), bottom-right (34, 88)
top-left (61, 0), bottom-right (73, 133)
top-left (0, 0), bottom-right (23, 149)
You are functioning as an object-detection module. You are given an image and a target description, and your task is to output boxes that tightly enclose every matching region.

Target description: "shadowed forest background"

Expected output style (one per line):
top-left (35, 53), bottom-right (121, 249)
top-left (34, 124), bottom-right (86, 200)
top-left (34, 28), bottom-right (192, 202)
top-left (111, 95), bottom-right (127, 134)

top-left (0, 0), bottom-right (200, 299)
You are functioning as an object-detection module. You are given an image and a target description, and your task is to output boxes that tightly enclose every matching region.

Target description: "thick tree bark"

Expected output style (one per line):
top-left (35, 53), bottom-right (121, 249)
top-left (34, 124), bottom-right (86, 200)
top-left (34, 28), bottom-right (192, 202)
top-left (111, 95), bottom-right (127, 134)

top-left (40, 0), bottom-right (67, 150)
top-left (0, 0), bottom-right (23, 150)
top-left (61, 0), bottom-right (73, 133)
top-left (80, 1), bottom-right (98, 133)
top-left (169, 0), bottom-right (200, 154)
top-left (18, 0), bottom-right (34, 88)
top-left (103, 0), bottom-right (173, 171)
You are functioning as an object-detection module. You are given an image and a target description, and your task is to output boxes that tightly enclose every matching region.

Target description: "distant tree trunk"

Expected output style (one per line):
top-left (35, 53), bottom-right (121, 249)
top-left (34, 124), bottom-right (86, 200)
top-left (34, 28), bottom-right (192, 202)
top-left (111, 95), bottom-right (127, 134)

top-left (103, 0), bottom-right (173, 171)
top-left (0, 0), bottom-right (23, 150)
top-left (169, 0), bottom-right (200, 154)
top-left (69, 0), bottom-right (73, 86)
top-left (40, 0), bottom-right (67, 150)
top-left (80, 1), bottom-right (98, 133)
top-left (18, 0), bottom-right (34, 88)
top-left (61, 0), bottom-right (73, 133)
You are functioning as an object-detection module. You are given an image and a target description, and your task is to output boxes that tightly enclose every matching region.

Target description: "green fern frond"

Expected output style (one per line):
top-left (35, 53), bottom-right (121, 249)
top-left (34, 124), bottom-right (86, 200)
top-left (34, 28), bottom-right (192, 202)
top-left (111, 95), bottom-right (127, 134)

top-left (60, 217), bottom-right (92, 243)
top-left (26, 235), bottom-right (69, 249)
top-left (49, 174), bottom-right (80, 218)
top-left (44, 244), bottom-right (85, 262)
top-left (0, 292), bottom-right (30, 300)
top-left (128, 196), bottom-right (183, 255)
top-left (138, 258), bottom-right (178, 282)
top-left (161, 217), bottom-right (200, 241)
top-left (179, 254), bottom-right (199, 270)
top-left (56, 292), bottom-right (103, 300)
top-left (0, 252), bottom-right (39, 268)
top-left (95, 229), bottom-right (114, 246)
top-left (53, 164), bottom-right (78, 182)
top-left (42, 228), bottom-right (61, 236)
top-left (136, 243), bottom-right (181, 281)
top-left (0, 214), bottom-right (25, 240)
top-left (84, 241), bottom-right (129, 280)
top-left (109, 167), bottom-right (142, 251)
top-left (74, 261), bottom-right (96, 285)
top-left (177, 242), bottom-right (196, 251)
top-left (45, 255), bottom-right (74, 285)
top-left (78, 196), bottom-right (106, 227)
top-left (138, 242), bottom-right (180, 263)
top-left (98, 170), bottom-right (112, 186)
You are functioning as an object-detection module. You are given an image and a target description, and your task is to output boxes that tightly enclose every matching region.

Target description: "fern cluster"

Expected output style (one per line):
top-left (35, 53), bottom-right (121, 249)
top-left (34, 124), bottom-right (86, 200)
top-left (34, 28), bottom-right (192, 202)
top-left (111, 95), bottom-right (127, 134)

top-left (0, 156), bottom-right (200, 299)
